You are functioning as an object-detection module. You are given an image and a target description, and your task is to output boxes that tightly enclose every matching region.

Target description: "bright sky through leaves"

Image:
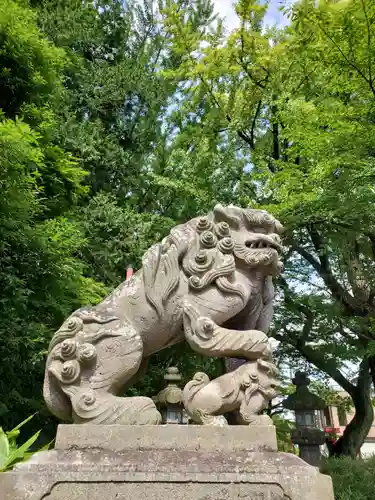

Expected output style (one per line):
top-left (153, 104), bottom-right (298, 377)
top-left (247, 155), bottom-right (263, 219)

top-left (213, 0), bottom-right (293, 30)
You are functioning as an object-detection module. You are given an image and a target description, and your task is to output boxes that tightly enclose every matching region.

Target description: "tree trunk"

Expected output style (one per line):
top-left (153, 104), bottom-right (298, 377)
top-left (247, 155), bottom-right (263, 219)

top-left (369, 355), bottom-right (375, 394)
top-left (330, 391), bottom-right (373, 457)
top-left (290, 340), bottom-right (373, 458)
top-left (330, 360), bottom-right (373, 458)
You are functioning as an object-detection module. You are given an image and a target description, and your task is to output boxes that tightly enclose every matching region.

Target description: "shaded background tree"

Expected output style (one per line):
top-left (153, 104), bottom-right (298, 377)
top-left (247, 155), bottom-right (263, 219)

top-left (0, 0), bottom-right (105, 435)
top-left (156, 0), bottom-right (375, 456)
top-left (2, 0), bottom-right (375, 460)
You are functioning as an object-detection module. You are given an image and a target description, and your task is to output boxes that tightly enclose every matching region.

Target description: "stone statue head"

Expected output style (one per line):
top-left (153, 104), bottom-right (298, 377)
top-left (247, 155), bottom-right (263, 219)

top-left (211, 204), bottom-right (284, 276)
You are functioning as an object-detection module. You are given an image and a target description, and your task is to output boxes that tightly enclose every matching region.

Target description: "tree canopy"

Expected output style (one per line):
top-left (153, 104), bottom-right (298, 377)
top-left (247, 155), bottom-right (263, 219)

top-left (1, 0), bottom-right (375, 457)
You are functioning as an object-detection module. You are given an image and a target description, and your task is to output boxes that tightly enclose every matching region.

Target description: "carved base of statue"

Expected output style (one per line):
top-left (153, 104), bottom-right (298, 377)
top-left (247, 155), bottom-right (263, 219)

top-left (0, 424), bottom-right (335, 500)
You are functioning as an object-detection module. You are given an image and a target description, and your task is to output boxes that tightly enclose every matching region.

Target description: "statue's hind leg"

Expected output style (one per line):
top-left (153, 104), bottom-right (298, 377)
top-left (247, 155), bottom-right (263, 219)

top-left (45, 315), bottom-right (161, 425)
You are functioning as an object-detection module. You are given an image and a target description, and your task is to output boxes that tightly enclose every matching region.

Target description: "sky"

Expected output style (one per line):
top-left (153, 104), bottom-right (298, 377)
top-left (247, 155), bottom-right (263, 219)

top-left (211, 1), bottom-right (358, 389)
top-left (213, 0), bottom-right (293, 31)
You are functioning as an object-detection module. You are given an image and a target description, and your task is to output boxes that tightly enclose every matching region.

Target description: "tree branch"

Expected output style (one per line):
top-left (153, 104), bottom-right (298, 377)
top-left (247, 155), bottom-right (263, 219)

top-left (360, 0), bottom-right (373, 86)
top-left (288, 229), bottom-right (361, 315)
top-left (307, 226), bottom-right (363, 314)
top-left (316, 19), bottom-right (375, 97)
top-left (250, 99), bottom-right (262, 149)
top-left (276, 277), bottom-right (356, 395)
top-left (239, 28), bottom-right (269, 90)
top-left (279, 276), bottom-right (313, 330)
top-left (275, 327), bottom-right (356, 396)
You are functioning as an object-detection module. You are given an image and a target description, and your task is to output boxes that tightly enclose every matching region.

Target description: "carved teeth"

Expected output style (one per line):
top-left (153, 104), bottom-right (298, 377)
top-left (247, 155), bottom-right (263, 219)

top-left (247, 240), bottom-right (280, 250)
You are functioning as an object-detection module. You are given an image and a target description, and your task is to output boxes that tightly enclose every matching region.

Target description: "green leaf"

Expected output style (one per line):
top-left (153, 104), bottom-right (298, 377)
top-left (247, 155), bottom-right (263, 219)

top-left (2, 430), bottom-right (41, 471)
top-left (7, 413), bottom-right (37, 435)
top-left (0, 428), bottom-right (10, 470)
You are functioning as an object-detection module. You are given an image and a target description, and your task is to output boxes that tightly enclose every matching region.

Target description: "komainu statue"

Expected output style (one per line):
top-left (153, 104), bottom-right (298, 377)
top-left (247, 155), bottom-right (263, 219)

top-left (183, 359), bottom-right (279, 426)
top-left (43, 204), bottom-right (283, 425)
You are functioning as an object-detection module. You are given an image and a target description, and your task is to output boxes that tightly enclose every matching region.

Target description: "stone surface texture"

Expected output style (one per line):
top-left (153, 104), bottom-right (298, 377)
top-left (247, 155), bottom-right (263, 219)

top-left (43, 205), bottom-right (284, 426)
top-left (183, 358), bottom-right (279, 425)
top-left (0, 425), bottom-right (335, 500)
top-left (55, 423), bottom-right (278, 452)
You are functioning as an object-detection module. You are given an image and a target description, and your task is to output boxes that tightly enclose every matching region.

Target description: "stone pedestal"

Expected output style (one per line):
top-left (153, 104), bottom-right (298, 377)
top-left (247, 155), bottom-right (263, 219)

top-left (0, 424), bottom-right (335, 500)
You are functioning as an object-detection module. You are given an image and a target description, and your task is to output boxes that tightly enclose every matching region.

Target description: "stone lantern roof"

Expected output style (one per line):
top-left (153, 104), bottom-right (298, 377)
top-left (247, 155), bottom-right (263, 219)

top-left (153, 367), bottom-right (184, 407)
top-left (283, 371), bottom-right (327, 412)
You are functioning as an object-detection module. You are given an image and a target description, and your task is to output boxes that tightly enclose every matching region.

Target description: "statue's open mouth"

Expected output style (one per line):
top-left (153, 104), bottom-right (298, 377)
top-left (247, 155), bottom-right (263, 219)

top-left (245, 235), bottom-right (282, 252)
top-left (234, 234), bottom-right (283, 274)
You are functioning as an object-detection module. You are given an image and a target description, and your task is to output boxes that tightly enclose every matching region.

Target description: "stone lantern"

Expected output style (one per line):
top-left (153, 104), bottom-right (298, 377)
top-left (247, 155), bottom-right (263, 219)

top-left (282, 371), bottom-right (327, 467)
top-left (153, 367), bottom-right (187, 424)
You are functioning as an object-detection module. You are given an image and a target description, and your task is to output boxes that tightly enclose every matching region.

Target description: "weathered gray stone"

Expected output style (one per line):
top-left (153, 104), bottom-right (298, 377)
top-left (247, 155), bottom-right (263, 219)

top-left (55, 423), bottom-right (278, 452)
top-left (0, 425), bottom-right (335, 500)
top-left (43, 205), bottom-right (284, 426)
top-left (183, 359), bottom-right (279, 426)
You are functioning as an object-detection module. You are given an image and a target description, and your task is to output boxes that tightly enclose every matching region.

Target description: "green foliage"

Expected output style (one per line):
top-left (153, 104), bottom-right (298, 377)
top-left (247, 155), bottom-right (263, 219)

top-left (272, 414), bottom-right (296, 454)
top-left (34, 0), bottom-right (181, 201)
top-left (322, 456), bottom-right (375, 500)
top-left (76, 193), bottom-right (175, 286)
top-left (0, 414), bottom-right (51, 472)
top-left (0, 0), bottom-right (226, 432)
top-left (0, 0), bottom-right (66, 117)
top-left (157, 0), bottom-right (375, 455)
top-left (1, 0), bottom-right (375, 454)
top-left (0, 115), bottom-right (105, 429)
top-left (0, 0), bottom-right (105, 432)
top-left (310, 381), bottom-right (353, 413)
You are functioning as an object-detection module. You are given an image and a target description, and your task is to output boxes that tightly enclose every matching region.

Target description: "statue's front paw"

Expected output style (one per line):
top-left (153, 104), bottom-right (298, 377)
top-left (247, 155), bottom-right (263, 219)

top-left (205, 415), bottom-right (228, 427)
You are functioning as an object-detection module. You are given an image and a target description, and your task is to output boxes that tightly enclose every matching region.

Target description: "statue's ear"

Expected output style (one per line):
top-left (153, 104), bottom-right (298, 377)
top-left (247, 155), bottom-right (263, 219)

top-left (213, 204), bottom-right (241, 229)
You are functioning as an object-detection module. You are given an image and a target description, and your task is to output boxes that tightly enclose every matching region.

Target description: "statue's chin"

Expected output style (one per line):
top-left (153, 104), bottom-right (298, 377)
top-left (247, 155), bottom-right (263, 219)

top-left (267, 260), bottom-right (283, 277)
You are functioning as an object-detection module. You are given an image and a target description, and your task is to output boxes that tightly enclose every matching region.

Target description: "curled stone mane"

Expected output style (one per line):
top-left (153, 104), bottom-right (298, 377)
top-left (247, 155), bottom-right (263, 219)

top-left (48, 312), bottom-right (118, 352)
top-left (142, 209), bottom-right (265, 317)
top-left (142, 205), bottom-right (282, 317)
top-left (142, 224), bottom-right (190, 317)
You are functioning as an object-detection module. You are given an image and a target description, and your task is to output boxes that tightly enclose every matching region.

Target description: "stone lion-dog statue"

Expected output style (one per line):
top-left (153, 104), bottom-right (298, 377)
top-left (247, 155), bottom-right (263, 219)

top-left (183, 358), bottom-right (279, 426)
top-left (43, 204), bottom-right (283, 425)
